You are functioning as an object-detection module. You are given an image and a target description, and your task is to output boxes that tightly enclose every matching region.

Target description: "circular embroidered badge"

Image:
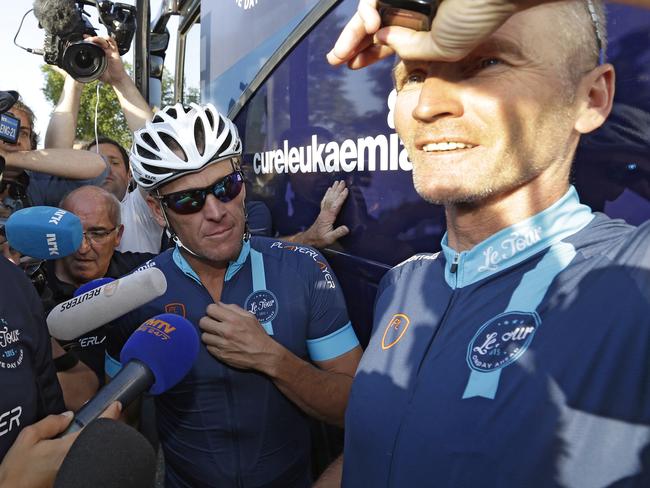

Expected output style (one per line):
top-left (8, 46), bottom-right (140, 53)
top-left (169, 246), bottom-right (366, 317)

top-left (0, 319), bottom-right (24, 369)
top-left (245, 290), bottom-right (278, 323)
top-left (466, 311), bottom-right (541, 372)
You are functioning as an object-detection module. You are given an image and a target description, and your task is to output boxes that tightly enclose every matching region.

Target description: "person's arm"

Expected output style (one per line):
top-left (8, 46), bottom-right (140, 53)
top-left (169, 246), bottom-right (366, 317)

top-left (0, 412), bottom-right (77, 488)
top-left (328, 0), bottom-right (650, 69)
top-left (199, 302), bottom-right (362, 427)
top-left (88, 36), bottom-right (153, 132)
top-left (281, 180), bottom-right (350, 248)
top-left (51, 339), bottom-right (99, 412)
top-left (2, 147), bottom-right (105, 179)
top-left (44, 69), bottom-right (83, 149)
top-left (0, 403), bottom-right (122, 488)
top-left (313, 455), bottom-right (343, 488)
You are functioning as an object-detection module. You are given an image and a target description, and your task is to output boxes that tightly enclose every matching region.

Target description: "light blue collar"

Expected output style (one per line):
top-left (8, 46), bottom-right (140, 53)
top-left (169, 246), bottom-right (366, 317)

top-left (172, 239), bottom-right (252, 285)
top-left (441, 186), bottom-right (593, 289)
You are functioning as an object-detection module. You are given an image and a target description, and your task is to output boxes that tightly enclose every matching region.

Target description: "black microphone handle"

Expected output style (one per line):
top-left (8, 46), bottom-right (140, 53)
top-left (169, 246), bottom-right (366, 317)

top-left (59, 360), bottom-right (154, 437)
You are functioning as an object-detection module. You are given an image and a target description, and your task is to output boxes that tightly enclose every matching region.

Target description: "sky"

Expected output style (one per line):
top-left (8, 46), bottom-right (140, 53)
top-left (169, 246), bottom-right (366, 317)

top-left (0, 0), bottom-right (176, 147)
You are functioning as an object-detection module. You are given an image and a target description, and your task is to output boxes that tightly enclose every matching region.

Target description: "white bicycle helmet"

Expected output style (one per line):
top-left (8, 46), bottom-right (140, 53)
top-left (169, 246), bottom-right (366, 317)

top-left (130, 103), bottom-right (242, 190)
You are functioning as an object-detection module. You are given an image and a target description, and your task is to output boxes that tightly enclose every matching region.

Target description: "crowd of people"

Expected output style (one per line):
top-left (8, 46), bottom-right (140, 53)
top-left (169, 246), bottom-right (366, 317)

top-left (0, 0), bottom-right (648, 486)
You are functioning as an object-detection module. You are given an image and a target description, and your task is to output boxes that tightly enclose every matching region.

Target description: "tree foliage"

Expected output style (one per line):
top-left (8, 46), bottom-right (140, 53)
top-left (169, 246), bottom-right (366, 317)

top-left (41, 63), bottom-right (200, 149)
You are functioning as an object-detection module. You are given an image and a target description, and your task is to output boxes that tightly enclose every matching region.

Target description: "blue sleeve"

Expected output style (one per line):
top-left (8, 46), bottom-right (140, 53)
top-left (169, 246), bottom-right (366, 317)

top-left (27, 165), bottom-right (109, 206)
top-left (304, 251), bottom-right (359, 361)
top-left (104, 308), bottom-right (140, 378)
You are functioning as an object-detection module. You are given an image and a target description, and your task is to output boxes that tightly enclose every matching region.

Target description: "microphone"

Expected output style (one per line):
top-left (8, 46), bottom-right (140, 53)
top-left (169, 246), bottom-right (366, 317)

top-left (54, 418), bottom-right (156, 488)
top-left (61, 313), bottom-right (199, 436)
top-left (33, 0), bottom-right (80, 36)
top-left (5, 206), bottom-right (82, 259)
top-left (47, 267), bottom-right (168, 341)
top-left (73, 277), bottom-right (115, 297)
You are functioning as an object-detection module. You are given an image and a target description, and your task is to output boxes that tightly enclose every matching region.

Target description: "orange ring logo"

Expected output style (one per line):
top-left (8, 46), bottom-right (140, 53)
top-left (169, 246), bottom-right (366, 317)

top-left (381, 313), bottom-right (411, 350)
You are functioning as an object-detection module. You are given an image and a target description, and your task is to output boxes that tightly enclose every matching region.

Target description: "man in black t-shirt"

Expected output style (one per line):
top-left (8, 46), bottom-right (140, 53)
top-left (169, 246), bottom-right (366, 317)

top-left (41, 186), bottom-right (152, 401)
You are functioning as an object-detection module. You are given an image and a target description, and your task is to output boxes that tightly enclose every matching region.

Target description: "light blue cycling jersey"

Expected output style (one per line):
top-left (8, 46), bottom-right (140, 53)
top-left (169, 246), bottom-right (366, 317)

top-left (344, 186), bottom-right (650, 487)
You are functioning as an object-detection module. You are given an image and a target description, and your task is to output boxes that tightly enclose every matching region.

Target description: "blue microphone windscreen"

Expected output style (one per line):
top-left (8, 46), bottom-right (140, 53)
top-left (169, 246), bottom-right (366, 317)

top-left (120, 314), bottom-right (199, 395)
top-left (5, 206), bottom-right (82, 260)
top-left (73, 277), bottom-right (115, 297)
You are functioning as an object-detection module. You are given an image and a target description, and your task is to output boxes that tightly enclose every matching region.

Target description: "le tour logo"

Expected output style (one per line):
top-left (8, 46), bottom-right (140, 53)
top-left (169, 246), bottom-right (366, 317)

top-left (478, 226), bottom-right (543, 272)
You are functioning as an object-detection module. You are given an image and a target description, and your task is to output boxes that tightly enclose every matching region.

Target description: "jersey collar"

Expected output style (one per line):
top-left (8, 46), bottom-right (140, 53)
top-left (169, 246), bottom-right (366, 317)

top-left (440, 186), bottom-right (594, 289)
top-left (172, 239), bottom-right (252, 285)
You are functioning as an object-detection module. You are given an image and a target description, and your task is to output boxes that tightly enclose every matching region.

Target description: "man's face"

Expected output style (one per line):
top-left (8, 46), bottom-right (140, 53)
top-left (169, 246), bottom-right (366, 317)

top-left (58, 191), bottom-right (123, 286)
top-left (90, 142), bottom-right (130, 200)
top-left (394, 6), bottom-right (589, 205)
top-left (2, 108), bottom-right (32, 152)
top-left (150, 161), bottom-right (246, 264)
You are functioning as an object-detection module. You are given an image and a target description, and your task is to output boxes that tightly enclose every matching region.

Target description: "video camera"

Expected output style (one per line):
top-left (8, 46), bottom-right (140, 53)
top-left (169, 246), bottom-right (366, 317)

top-left (33, 0), bottom-right (136, 83)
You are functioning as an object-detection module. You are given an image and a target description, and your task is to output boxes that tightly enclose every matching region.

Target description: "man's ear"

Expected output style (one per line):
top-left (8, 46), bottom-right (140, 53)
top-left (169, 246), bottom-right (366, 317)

top-left (115, 224), bottom-right (125, 247)
top-left (145, 193), bottom-right (168, 227)
top-left (574, 63), bottom-right (615, 135)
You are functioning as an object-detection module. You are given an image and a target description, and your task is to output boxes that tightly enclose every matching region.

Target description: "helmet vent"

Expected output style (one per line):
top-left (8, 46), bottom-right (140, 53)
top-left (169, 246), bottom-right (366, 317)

top-left (135, 144), bottom-right (160, 161)
top-left (159, 133), bottom-right (187, 162)
top-left (153, 113), bottom-right (164, 123)
top-left (142, 162), bottom-right (170, 175)
top-left (218, 131), bottom-right (233, 155)
top-left (205, 110), bottom-right (215, 130)
top-left (167, 108), bottom-right (178, 119)
top-left (194, 118), bottom-right (206, 156)
top-left (141, 133), bottom-right (159, 151)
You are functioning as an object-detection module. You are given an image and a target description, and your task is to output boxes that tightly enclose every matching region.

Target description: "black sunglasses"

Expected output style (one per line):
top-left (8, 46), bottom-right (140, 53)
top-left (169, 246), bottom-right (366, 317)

top-left (156, 171), bottom-right (244, 215)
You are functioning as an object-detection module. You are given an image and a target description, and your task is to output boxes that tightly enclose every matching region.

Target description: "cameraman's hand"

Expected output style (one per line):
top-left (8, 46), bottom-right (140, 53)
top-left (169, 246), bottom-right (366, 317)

top-left (0, 403), bottom-right (121, 488)
top-left (327, 0), bottom-right (546, 69)
top-left (84, 35), bottom-right (128, 86)
top-left (0, 412), bottom-right (77, 488)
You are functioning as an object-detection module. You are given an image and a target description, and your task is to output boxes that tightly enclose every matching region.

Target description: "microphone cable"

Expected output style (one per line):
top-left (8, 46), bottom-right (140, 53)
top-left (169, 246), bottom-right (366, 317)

top-left (13, 9), bottom-right (45, 56)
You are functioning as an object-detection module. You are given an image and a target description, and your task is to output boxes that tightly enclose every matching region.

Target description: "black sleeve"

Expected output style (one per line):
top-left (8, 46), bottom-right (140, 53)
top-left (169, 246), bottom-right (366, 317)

top-left (27, 281), bottom-right (65, 418)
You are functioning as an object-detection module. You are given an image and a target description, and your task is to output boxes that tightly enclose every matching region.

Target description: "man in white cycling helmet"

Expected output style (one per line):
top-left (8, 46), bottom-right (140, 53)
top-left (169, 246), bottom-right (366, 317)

top-left (106, 103), bottom-right (362, 488)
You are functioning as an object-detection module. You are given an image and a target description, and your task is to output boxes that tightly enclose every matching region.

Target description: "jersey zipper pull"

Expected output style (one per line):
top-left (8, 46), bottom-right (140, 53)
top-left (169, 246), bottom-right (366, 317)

top-left (450, 253), bottom-right (460, 274)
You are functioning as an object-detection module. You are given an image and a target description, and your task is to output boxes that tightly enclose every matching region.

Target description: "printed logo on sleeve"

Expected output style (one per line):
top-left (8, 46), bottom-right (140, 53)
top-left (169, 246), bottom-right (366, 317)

top-left (165, 303), bottom-right (187, 318)
top-left (381, 313), bottom-right (411, 350)
top-left (0, 319), bottom-right (23, 369)
top-left (467, 311), bottom-right (540, 372)
top-left (245, 290), bottom-right (278, 324)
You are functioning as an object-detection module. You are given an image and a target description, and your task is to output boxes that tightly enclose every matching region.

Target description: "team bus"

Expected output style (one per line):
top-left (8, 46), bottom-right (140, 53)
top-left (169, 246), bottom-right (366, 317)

top-left (133, 0), bottom-right (650, 347)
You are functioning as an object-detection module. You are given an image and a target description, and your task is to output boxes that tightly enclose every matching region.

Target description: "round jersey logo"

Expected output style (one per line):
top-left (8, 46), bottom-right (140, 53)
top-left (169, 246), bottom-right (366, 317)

top-left (245, 290), bottom-right (278, 324)
top-left (0, 319), bottom-right (24, 369)
top-left (467, 311), bottom-right (540, 372)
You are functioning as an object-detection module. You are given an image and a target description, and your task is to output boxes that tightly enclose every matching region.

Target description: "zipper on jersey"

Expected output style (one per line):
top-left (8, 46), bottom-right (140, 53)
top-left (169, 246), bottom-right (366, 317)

top-left (388, 284), bottom-right (461, 485)
top-left (450, 253), bottom-right (460, 274)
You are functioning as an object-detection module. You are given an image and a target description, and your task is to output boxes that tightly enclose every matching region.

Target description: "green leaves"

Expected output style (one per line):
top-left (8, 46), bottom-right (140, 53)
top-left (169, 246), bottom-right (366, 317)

top-left (41, 64), bottom-right (133, 148)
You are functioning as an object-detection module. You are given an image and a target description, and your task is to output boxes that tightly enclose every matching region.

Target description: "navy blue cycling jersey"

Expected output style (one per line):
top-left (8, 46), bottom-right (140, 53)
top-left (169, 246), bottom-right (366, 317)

top-left (106, 236), bottom-right (358, 488)
top-left (344, 187), bottom-right (650, 487)
top-left (0, 257), bottom-right (64, 460)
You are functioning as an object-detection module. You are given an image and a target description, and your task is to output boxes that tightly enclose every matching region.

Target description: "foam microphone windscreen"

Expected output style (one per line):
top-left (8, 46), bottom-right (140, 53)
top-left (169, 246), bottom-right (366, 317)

top-left (120, 314), bottom-right (199, 395)
top-left (54, 418), bottom-right (156, 488)
top-left (33, 0), bottom-right (80, 36)
top-left (73, 277), bottom-right (115, 297)
top-left (5, 206), bottom-right (82, 259)
top-left (48, 267), bottom-right (168, 341)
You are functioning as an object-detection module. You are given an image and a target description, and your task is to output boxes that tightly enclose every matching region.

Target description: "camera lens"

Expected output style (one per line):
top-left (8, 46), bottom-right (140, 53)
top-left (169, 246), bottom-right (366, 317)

top-left (61, 41), bottom-right (107, 83)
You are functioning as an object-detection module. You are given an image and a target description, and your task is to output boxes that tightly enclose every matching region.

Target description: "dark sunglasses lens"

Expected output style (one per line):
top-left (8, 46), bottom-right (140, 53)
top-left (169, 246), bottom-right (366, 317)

top-left (163, 173), bottom-right (243, 214)
top-left (214, 173), bottom-right (243, 203)
top-left (167, 190), bottom-right (207, 215)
